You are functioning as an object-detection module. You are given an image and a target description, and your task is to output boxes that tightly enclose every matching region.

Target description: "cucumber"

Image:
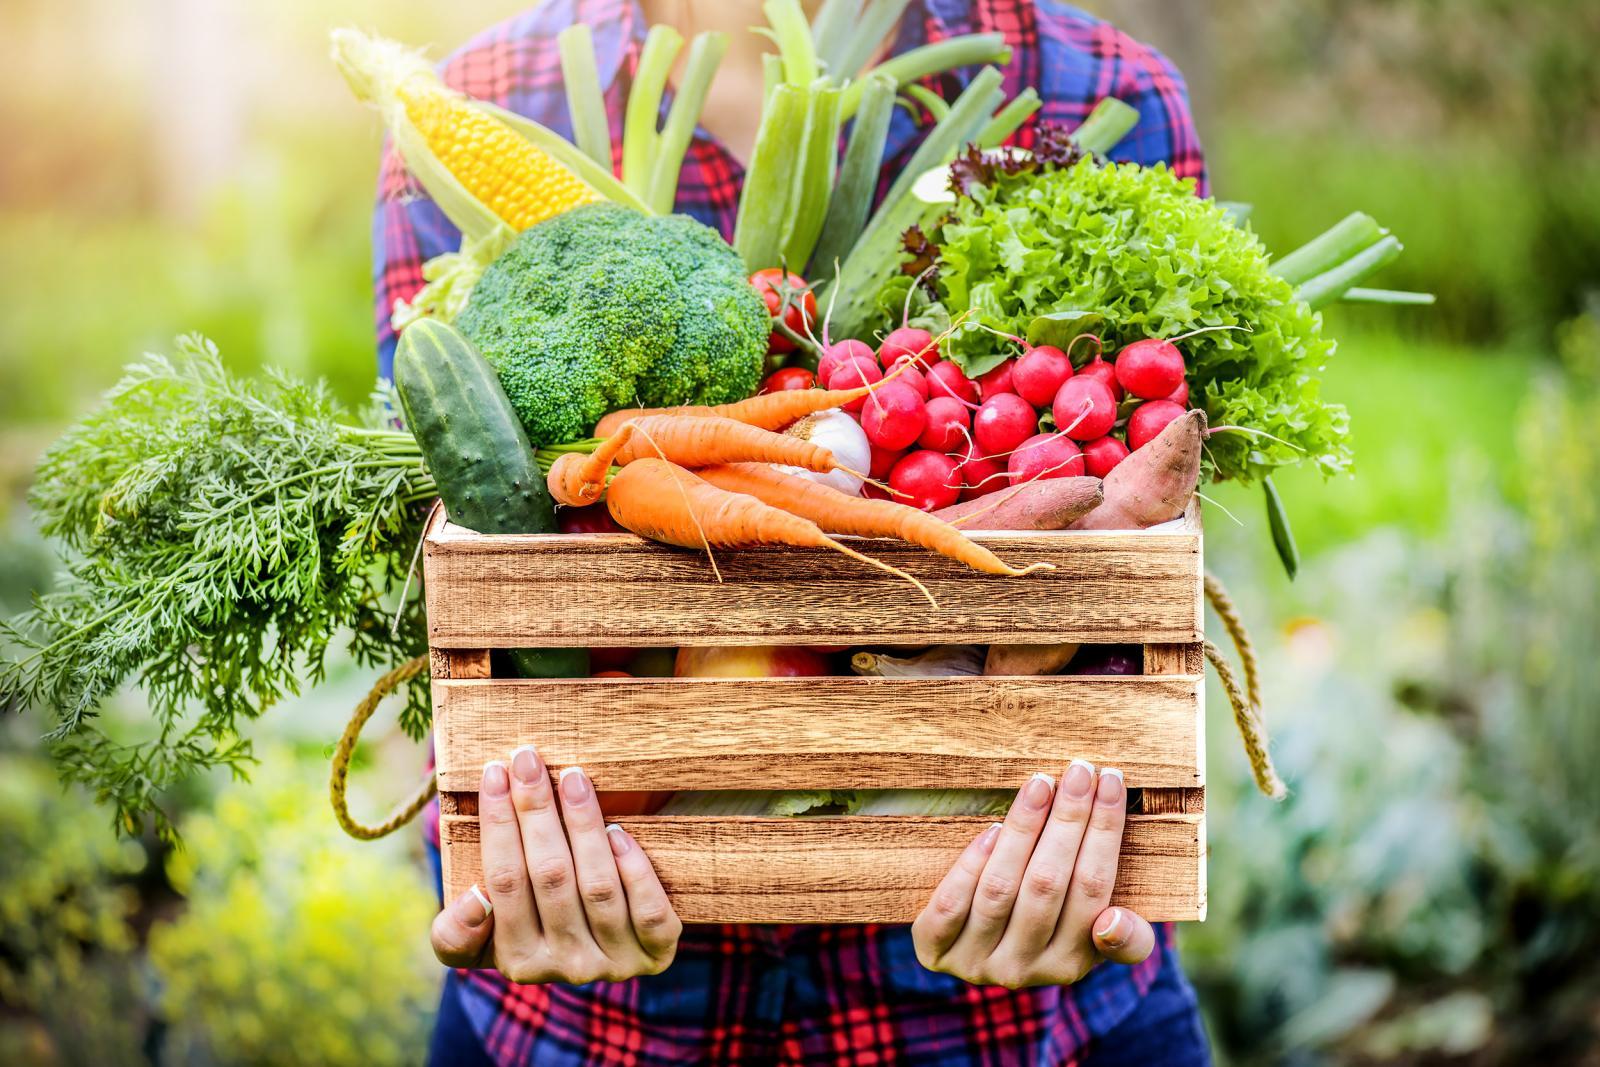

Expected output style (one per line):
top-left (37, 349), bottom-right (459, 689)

top-left (395, 319), bottom-right (588, 679)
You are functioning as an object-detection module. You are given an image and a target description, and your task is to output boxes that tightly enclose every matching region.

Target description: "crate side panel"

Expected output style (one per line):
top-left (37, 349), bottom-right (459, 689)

top-left (433, 675), bottom-right (1203, 792)
top-left (440, 814), bottom-right (1204, 924)
top-left (423, 529), bottom-right (1201, 647)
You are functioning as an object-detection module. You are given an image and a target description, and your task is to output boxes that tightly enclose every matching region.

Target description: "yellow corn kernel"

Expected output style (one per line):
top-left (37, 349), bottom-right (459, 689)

top-left (398, 83), bottom-right (599, 231)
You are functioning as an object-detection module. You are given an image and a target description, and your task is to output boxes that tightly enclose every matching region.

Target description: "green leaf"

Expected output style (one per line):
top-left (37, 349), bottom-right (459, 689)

top-left (1264, 476), bottom-right (1301, 580)
top-left (1025, 311), bottom-right (1106, 359)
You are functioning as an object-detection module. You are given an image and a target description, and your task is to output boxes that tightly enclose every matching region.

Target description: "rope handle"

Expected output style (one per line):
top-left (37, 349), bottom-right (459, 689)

top-left (1203, 572), bottom-right (1287, 800)
top-left (329, 654), bottom-right (437, 840)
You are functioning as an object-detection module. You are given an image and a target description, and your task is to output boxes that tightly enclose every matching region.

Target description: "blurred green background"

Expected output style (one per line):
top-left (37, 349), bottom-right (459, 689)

top-left (1, 0), bottom-right (1596, 1063)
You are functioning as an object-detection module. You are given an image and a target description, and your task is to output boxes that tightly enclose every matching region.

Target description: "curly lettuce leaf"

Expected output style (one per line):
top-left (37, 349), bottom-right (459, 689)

top-left (899, 159), bottom-right (1351, 483)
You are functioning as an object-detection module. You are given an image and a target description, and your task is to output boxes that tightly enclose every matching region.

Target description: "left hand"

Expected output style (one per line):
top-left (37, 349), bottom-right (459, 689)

top-left (911, 760), bottom-right (1156, 988)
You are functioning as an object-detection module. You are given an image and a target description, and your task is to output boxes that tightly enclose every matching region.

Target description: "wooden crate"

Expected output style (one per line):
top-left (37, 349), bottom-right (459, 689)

top-left (424, 503), bottom-right (1206, 924)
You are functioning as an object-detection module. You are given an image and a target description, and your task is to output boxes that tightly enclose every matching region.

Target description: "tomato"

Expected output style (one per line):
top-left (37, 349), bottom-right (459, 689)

top-left (760, 366), bottom-right (816, 393)
top-left (749, 269), bottom-right (816, 354)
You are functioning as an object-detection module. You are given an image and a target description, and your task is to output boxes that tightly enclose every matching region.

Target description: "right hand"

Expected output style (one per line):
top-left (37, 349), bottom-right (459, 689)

top-left (430, 746), bottom-right (682, 983)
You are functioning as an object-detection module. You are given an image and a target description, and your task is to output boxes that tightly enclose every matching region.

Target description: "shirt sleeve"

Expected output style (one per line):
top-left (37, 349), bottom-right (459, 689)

top-left (1105, 41), bottom-right (1208, 195)
top-left (371, 142), bottom-right (463, 381)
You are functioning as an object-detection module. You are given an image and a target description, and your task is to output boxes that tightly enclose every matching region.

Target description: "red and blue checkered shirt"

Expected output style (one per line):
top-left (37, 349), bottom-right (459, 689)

top-left (383, 2), bottom-right (1206, 1063)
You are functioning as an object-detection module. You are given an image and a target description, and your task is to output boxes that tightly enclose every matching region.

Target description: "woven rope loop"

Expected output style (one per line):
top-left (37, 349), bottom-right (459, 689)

top-left (1203, 572), bottom-right (1287, 800)
top-left (329, 654), bottom-right (436, 840)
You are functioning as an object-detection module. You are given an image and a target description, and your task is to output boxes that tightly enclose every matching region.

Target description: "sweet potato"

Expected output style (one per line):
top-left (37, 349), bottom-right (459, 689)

top-left (1071, 409), bottom-right (1205, 530)
top-left (932, 477), bottom-right (1102, 531)
top-left (983, 642), bottom-right (1080, 676)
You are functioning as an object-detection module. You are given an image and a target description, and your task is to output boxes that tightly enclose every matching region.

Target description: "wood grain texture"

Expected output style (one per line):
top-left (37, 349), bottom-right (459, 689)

top-left (422, 512), bottom-right (1202, 648)
top-left (1143, 633), bottom-right (1207, 920)
top-left (430, 648), bottom-right (491, 679)
top-left (432, 675), bottom-right (1203, 792)
top-left (440, 814), bottom-right (1206, 923)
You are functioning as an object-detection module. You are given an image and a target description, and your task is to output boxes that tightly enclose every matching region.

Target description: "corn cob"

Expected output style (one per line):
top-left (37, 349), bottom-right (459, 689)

top-left (332, 28), bottom-right (599, 234)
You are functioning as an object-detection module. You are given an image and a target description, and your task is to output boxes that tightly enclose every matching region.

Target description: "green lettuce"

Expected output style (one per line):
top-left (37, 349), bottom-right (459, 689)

top-left (895, 158), bottom-right (1351, 484)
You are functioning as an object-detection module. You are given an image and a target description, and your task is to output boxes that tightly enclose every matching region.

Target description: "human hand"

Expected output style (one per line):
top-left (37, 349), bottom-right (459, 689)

top-left (430, 746), bottom-right (682, 983)
top-left (911, 760), bottom-right (1155, 988)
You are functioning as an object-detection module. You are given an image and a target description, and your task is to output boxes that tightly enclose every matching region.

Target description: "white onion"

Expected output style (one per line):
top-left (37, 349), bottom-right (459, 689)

top-left (776, 408), bottom-right (870, 496)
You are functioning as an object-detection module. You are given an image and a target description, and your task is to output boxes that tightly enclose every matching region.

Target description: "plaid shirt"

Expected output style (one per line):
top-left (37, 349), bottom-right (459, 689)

top-left (384, 2), bottom-right (1205, 1063)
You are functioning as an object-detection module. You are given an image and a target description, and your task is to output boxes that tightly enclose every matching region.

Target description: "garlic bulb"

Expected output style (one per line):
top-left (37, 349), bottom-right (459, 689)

top-left (776, 409), bottom-right (869, 496)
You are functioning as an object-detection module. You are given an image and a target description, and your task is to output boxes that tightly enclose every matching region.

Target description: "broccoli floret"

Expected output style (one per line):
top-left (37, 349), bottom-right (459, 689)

top-left (455, 204), bottom-right (766, 445)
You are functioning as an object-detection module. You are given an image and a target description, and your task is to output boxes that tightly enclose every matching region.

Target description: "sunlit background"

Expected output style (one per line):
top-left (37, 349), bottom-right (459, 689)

top-left (2, 1), bottom-right (1597, 1063)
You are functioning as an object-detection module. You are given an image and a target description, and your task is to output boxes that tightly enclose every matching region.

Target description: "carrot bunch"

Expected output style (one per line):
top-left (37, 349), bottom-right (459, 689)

top-left (546, 384), bottom-right (1052, 604)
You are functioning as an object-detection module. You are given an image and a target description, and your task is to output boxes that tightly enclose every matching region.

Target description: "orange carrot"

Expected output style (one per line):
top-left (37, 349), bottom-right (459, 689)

top-left (606, 459), bottom-right (935, 604)
top-left (547, 415), bottom-right (862, 507)
top-left (696, 463), bottom-right (1052, 577)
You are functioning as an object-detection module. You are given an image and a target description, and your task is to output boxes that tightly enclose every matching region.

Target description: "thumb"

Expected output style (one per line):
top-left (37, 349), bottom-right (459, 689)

top-left (1091, 907), bottom-right (1156, 965)
top-left (432, 883), bottom-right (495, 967)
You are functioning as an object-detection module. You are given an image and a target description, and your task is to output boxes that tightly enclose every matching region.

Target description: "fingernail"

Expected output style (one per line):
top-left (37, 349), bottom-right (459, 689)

top-left (461, 884), bottom-right (493, 926)
top-left (510, 744), bottom-right (541, 784)
top-left (1063, 758), bottom-right (1095, 799)
top-left (1096, 767), bottom-right (1124, 806)
top-left (979, 823), bottom-right (1002, 852)
top-left (1021, 772), bottom-right (1055, 810)
top-left (1095, 907), bottom-right (1132, 947)
top-left (559, 765), bottom-right (591, 803)
top-left (482, 760), bottom-right (509, 797)
top-left (607, 824), bottom-right (633, 856)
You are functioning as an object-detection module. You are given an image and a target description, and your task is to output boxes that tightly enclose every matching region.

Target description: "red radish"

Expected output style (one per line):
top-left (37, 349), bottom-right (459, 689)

top-left (859, 382), bottom-right (927, 451)
top-left (918, 396), bottom-right (970, 451)
top-left (926, 360), bottom-right (980, 406)
top-left (879, 327), bottom-right (937, 369)
top-left (1081, 435), bottom-right (1131, 477)
top-left (825, 354), bottom-right (883, 412)
top-left (976, 360), bottom-right (1016, 401)
top-left (1052, 376), bottom-right (1117, 441)
top-left (818, 339), bottom-right (874, 385)
top-left (954, 445), bottom-right (1007, 501)
top-left (760, 366), bottom-right (815, 393)
top-left (1166, 379), bottom-right (1189, 405)
top-left (1008, 433), bottom-right (1085, 482)
top-left (1013, 345), bottom-right (1074, 407)
top-left (862, 482), bottom-right (893, 501)
top-left (892, 365), bottom-right (929, 398)
top-left (889, 450), bottom-right (961, 511)
top-left (1127, 399), bottom-right (1187, 450)
top-left (1115, 339), bottom-right (1186, 400)
top-left (1077, 357), bottom-right (1123, 401)
top-left (868, 442), bottom-right (906, 480)
top-left (974, 392), bottom-right (1038, 454)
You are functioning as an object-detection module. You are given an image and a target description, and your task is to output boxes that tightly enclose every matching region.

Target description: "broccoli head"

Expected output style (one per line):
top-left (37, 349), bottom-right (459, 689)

top-left (455, 203), bottom-right (767, 445)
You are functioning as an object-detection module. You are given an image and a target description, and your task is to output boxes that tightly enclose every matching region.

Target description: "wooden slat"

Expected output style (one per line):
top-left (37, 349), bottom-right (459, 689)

top-left (422, 513), bottom-right (1201, 648)
top-left (1142, 634), bottom-right (1207, 919)
top-left (440, 814), bottom-right (1205, 924)
top-left (431, 648), bottom-right (491, 679)
top-left (432, 675), bottom-right (1204, 792)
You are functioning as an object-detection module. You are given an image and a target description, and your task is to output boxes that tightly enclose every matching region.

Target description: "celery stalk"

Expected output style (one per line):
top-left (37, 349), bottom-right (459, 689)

top-left (1071, 97), bottom-right (1140, 155)
top-left (836, 0), bottom-right (915, 85)
top-left (782, 83), bottom-right (843, 271)
top-left (1296, 234), bottom-right (1404, 309)
top-left (763, 0), bottom-right (818, 86)
top-left (822, 68), bottom-right (1004, 337)
top-left (977, 89), bottom-right (1041, 148)
top-left (476, 103), bottom-right (652, 214)
top-left (842, 33), bottom-right (1011, 119)
top-left (556, 25), bottom-right (614, 170)
top-left (1270, 212), bottom-right (1385, 287)
top-left (811, 73), bottom-right (897, 282)
top-left (1340, 287), bottom-right (1436, 305)
top-left (647, 31), bottom-right (729, 214)
top-left (622, 25), bottom-right (683, 196)
top-left (809, 0), bottom-right (858, 76)
top-left (762, 53), bottom-right (784, 106)
top-left (902, 83), bottom-right (952, 122)
top-left (877, 66), bottom-right (1004, 219)
top-left (733, 84), bottom-right (809, 270)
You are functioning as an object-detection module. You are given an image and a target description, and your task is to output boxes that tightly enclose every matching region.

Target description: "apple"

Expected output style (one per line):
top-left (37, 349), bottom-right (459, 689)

top-left (674, 645), bottom-right (834, 678)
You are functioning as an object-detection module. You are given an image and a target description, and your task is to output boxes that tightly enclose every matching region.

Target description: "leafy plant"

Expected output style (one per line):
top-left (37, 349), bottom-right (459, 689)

top-left (0, 337), bottom-right (435, 838)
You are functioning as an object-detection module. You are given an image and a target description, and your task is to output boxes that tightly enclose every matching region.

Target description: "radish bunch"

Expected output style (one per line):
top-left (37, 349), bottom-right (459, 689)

top-left (767, 326), bottom-right (1194, 511)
